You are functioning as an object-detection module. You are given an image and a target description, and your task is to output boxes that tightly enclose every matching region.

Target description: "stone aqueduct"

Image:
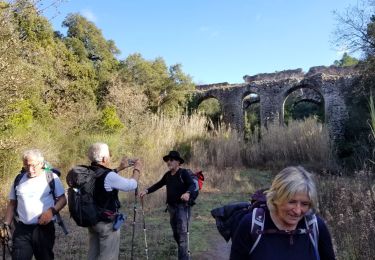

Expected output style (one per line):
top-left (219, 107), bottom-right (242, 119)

top-left (195, 66), bottom-right (359, 140)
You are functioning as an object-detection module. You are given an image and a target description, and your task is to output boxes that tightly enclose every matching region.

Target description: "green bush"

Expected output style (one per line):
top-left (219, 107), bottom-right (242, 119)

top-left (4, 100), bottom-right (33, 133)
top-left (99, 106), bottom-right (124, 133)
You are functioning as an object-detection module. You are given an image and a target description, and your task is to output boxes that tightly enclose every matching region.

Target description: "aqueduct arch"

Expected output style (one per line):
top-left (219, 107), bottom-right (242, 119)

top-left (281, 84), bottom-right (324, 122)
top-left (195, 66), bottom-right (359, 141)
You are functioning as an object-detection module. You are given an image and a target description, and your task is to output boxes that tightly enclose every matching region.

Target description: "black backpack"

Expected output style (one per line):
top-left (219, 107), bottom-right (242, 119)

top-left (66, 165), bottom-right (111, 227)
top-left (210, 189), bottom-right (267, 241)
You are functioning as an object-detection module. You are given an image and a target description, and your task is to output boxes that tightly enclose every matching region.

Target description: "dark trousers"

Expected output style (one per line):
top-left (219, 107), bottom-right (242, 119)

top-left (168, 204), bottom-right (191, 260)
top-left (12, 221), bottom-right (55, 260)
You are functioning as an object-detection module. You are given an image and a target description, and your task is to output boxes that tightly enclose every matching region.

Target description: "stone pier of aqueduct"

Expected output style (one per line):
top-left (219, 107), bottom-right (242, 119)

top-left (195, 66), bottom-right (359, 140)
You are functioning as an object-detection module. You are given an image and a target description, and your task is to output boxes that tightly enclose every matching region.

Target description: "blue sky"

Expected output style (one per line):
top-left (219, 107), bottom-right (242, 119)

top-left (44, 0), bottom-right (360, 84)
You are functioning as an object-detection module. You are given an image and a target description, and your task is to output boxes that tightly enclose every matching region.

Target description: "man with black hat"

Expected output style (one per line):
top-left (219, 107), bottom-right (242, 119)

top-left (140, 151), bottom-right (195, 260)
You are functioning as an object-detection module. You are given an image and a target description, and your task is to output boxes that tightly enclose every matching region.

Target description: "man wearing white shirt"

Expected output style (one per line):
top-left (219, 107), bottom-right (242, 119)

top-left (86, 142), bottom-right (141, 260)
top-left (3, 149), bottom-right (67, 260)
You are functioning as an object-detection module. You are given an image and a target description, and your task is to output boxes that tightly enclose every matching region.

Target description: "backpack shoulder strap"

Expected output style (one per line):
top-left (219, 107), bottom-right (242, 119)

top-left (90, 165), bottom-right (112, 178)
top-left (45, 170), bottom-right (56, 201)
top-left (13, 171), bottom-right (25, 192)
top-left (178, 168), bottom-right (188, 183)
top-left (13, 171), bottom-right (26, 219)
top-left (305, 213), bottom-right (320, 260)
top-left (91, 166), bottom-right (119, 210)
top-left (249, 207), bottom-right (265, 255)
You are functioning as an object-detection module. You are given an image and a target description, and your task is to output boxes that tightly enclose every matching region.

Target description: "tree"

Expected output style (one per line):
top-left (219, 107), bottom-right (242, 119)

top-left (333, 52), bottom-right (359, 66)
top-left (120, 54), bottom-right (194, 115)
top-left (333, 0), bottom-right (375, 55)
top-left (333, 0), bottom-right (375, 167)
top-left (0, 0), bottom-right (40, 137)
top-left (104, 72), bottom-right (148, 126)
top-left (62, 13), bottom-right (120, 105)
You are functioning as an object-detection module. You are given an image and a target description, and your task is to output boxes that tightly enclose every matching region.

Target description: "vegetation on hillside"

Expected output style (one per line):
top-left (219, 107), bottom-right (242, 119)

top-left (0, 0), bottom-right (375, 259)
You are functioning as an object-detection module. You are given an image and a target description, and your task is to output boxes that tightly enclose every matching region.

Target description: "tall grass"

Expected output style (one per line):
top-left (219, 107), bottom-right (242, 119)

top-left (318, 172), bottom-right (375, 260)
top-left (0, 113), bottom-right (347, 259)
top-left (242, 117), bottom-right (335, 171)
top-left (189, 126), bottom-right (242, 170)
top-left (123, 112), bottom-right (209, 184)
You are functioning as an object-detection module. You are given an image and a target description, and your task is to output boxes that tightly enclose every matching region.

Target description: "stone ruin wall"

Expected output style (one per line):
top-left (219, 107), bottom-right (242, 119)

top-left (195, 66), bottom-right (360, 141)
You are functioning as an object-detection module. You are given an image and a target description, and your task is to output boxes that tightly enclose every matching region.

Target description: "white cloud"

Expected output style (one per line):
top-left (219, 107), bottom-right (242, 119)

top-left (81, 9), bottom-right (97, 22)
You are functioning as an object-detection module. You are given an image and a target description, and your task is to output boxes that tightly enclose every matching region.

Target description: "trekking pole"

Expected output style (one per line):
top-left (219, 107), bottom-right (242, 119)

top-left (186, 204), bottom-right (191, 259)
top-left (140, 197), bottom-right (149, 260)
top-left (1, 223), bottom-right (12, 260)
top-left (1, 242), bottom-right (11, 260)
top-left (130, 187), bottom-right (138, 260)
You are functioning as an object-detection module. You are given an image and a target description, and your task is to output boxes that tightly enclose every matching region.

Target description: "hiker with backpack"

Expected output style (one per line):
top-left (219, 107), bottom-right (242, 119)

top-left (230, 166), bottom-right (336, 260)
top-left (139, 151), bottom-right (195, 260)
top-left (2, 149), bottom-right (67, 260)
top-left (75, 142), bottom-right (141, 260)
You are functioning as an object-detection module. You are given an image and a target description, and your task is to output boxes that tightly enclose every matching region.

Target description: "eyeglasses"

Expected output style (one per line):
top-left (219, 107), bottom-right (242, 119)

top-left (24, 162), bottom-right (41, 169)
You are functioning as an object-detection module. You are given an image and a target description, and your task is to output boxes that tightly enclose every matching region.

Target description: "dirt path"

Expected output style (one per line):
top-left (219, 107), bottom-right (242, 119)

top-left (194, 235), bottom-right (231, 260)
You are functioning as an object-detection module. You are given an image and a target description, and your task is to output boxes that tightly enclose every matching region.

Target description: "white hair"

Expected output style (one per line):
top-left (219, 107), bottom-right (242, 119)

top-left (22, 149), bottom-right (44, 163)
top-left (266, 166), bottom-right (318, 212)
top-left (88, 142), bottom-right (110, 163)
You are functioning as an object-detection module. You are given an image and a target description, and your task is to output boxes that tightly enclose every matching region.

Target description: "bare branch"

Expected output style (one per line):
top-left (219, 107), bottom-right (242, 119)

top-left (332, 0), bottom-right (375, 55)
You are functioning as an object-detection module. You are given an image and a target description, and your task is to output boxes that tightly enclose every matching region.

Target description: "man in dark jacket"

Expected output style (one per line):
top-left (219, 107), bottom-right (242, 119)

top-left (140, 151), bottom-right (195, 260)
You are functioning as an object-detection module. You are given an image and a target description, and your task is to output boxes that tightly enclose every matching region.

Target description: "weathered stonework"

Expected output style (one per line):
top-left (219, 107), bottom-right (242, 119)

top-left (195, 66), bottom-right (359, 141)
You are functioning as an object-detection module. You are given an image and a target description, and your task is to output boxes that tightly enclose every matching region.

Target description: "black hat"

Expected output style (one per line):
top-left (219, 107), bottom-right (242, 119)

top-left (163, 151), bottom-right (184, 164)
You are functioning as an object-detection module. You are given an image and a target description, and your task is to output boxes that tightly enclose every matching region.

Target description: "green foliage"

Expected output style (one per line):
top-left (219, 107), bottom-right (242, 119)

top-left (63, 13), bottom-right (120, 58)
top-left (99, 106), bottom-right (124, 133)
top-left (284, 97), bottom-right (324, 123)
top-left (120, 54), bottom-right (194, 115)
top-left (197, 98), bottom-right (222, 129)
top-left (61, 13), bottom-right (121, 107)
top-left (333, 52), bottom-right (359, 67)
top-left (5, 99), bottom-right (33, 132)
top-left (244, 102), bottom-right (260, 140)
top-left (197, 98), bottom-right (221, 117)
top-left (13, 0), bottom-right (55, 47)
top-left (288, 102), bottom-right (324, 122)
top-left (332, 1), bottom-right (375, 168)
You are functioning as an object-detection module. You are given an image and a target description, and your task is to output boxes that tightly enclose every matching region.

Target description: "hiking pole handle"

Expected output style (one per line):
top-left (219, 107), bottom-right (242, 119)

top-left (55, 213), bottom-right (68, 235)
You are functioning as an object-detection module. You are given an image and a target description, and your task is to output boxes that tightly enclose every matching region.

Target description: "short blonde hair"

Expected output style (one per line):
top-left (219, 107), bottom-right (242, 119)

top-left (88, 142), bottom-right (110, 163)
top-left (266, 166), bottom-right (318, 212)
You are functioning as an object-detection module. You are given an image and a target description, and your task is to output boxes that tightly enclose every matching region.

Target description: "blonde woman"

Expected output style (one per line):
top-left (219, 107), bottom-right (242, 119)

top-left (230, 166), bottom-right (335, 260)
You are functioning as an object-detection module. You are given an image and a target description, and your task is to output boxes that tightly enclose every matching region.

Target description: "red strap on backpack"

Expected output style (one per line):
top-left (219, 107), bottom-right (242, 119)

top-left (195, 171), bottom-right (204, 190)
